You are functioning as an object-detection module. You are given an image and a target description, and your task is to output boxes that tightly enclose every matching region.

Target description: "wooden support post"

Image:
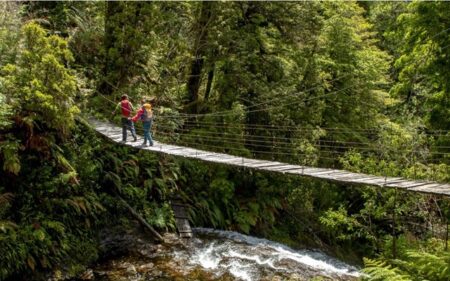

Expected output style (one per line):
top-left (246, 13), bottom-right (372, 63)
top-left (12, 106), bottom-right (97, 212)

top-left (171, 201), bottom-right (192, 238)
top-left (446, 217), bottom-right (449, 251)
top-left (117, 195), bottom-right (165, 242)
top-left (392, 188), bottom-right (397, 259)
top-left (444, 196), bottom-right (449, 251)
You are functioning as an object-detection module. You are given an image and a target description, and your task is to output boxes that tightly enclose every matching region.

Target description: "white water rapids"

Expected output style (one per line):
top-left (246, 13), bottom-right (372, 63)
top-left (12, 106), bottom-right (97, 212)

top-left (92, 227), bottom-right (360, 281)
top-left (173, 228), bottom-right (360, 281)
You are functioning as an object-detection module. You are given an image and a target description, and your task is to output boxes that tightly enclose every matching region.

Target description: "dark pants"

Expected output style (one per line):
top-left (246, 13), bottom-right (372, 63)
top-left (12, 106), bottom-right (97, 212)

top-left (142, 120), bottom-right (153, 145)
top-left (121, 117), bottom-right (136, 141)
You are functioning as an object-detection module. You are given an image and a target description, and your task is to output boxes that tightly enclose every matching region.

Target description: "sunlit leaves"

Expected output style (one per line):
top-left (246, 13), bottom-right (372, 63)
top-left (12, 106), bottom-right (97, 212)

top-left (363, 258), bottom-right (411, 281)
top-left (3, 22), bottom-right (78, 137)
top-left (0, 2), bottom-right (21, 67)
top-left (0, 141), bottom-right (21, 175)
top-left (144, 202), bottom-right (175, 231)
top-left (320, 206), bottom-right (365, 241)
top-left (363, 248), bottom-right (450, 281)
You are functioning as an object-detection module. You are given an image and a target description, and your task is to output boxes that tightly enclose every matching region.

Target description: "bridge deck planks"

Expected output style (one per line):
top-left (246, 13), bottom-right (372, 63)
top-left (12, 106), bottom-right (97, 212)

top-left (89, 119), bottom-right (450, 197)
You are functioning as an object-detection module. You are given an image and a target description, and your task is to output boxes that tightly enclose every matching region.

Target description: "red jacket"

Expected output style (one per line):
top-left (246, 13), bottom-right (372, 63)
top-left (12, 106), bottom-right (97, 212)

top-left (132, 103), bottom-right (153, 122)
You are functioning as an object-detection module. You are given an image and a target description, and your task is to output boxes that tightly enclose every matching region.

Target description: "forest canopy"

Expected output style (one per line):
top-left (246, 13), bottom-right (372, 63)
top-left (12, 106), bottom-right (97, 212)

top-left (0, 1), bottom-right (449, 280)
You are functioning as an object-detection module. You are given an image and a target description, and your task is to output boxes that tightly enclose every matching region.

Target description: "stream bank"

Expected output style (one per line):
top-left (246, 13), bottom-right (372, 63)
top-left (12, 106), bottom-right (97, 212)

top-left (75, 227), bottom-right (360, 281)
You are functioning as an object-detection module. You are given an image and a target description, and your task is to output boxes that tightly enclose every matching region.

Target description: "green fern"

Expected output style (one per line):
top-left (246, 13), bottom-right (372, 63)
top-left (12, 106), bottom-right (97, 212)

top-left (363, 258), bottom-right (412, 281)
top-left (0, 220), bottom-right (17, 233)
top-left (403, 250), bottom-right (450, 281)
top-left (0, 140), bottom-right (21, 175)
top-left (0, 192), bottom-right (13, 206)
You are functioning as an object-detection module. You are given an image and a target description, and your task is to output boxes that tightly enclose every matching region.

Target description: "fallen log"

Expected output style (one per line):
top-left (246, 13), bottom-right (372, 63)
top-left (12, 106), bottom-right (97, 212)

top-left (117, 195), bottom-right (165, 243)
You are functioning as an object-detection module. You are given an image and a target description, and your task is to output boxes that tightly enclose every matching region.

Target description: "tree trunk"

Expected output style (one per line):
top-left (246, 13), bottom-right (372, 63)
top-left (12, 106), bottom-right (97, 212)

top-left (100, 2), bottom-right (145, 96)
top-left (186, 2), bottom-right (213, 114)
top-left (241, 4), bottom-right (271, 155)
top-left (204, 63), bottom-right (215, 101)
top-left (117, 195), bottom-right (165, 242)
top-left (118, 2), bottom-right (143, 87)
top-left (243, 90), bottom-right (271, 154)
top-left (99, 1), bottom-right (122, 96)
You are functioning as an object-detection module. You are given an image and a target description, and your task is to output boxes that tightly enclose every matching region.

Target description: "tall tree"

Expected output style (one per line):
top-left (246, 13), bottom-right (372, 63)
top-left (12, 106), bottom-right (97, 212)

top-left (388, 2), bottom-right (450, 158)
top-left (185, 2), bottom-right (215, 114)
top-left (21, 1), bottom-right (72, 36)
top-left (99, 2), bottom-right (154, 96)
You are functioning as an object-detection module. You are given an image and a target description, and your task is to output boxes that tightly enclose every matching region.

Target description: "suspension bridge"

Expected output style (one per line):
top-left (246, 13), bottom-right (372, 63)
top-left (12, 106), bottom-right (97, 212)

top-left (88, 118), bottom-right (450, 197)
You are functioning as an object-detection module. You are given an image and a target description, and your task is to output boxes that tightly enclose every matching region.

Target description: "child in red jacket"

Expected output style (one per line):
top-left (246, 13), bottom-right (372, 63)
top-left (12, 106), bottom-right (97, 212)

top-left (131, 98), bottom-right (153, 146)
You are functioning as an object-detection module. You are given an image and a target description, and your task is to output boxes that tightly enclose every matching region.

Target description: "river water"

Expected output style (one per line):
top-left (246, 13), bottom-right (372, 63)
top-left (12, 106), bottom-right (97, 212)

top-left (89, 228), bottom-right (360, 281)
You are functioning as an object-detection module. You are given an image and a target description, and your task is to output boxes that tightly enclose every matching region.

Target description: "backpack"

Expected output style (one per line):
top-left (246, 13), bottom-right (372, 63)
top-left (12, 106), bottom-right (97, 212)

top-left (140, 106), bottom-right (153, 122)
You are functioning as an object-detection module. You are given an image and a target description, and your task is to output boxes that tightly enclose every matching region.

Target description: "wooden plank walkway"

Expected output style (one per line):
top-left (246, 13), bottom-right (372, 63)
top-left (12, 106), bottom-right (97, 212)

top-left (89, 119), bottom-right (450, 197)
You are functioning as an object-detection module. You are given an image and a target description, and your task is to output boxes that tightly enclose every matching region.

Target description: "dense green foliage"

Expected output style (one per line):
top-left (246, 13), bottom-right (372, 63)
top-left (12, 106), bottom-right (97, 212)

top-left (363, 238), bottom-right (450, 281)
top-left (0, 1), bottom-right (449, 280)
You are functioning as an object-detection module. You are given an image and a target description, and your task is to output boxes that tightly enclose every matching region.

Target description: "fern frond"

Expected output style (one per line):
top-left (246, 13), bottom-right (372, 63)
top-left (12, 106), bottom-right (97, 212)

top-left (404, 250), bottom-right (450, 281)
top-left (363, 258), bottom-right (412, 281)
top-left (0, 192), bottom-right (14, 205)
top-left (0, 220), bottom-right (18, 233)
